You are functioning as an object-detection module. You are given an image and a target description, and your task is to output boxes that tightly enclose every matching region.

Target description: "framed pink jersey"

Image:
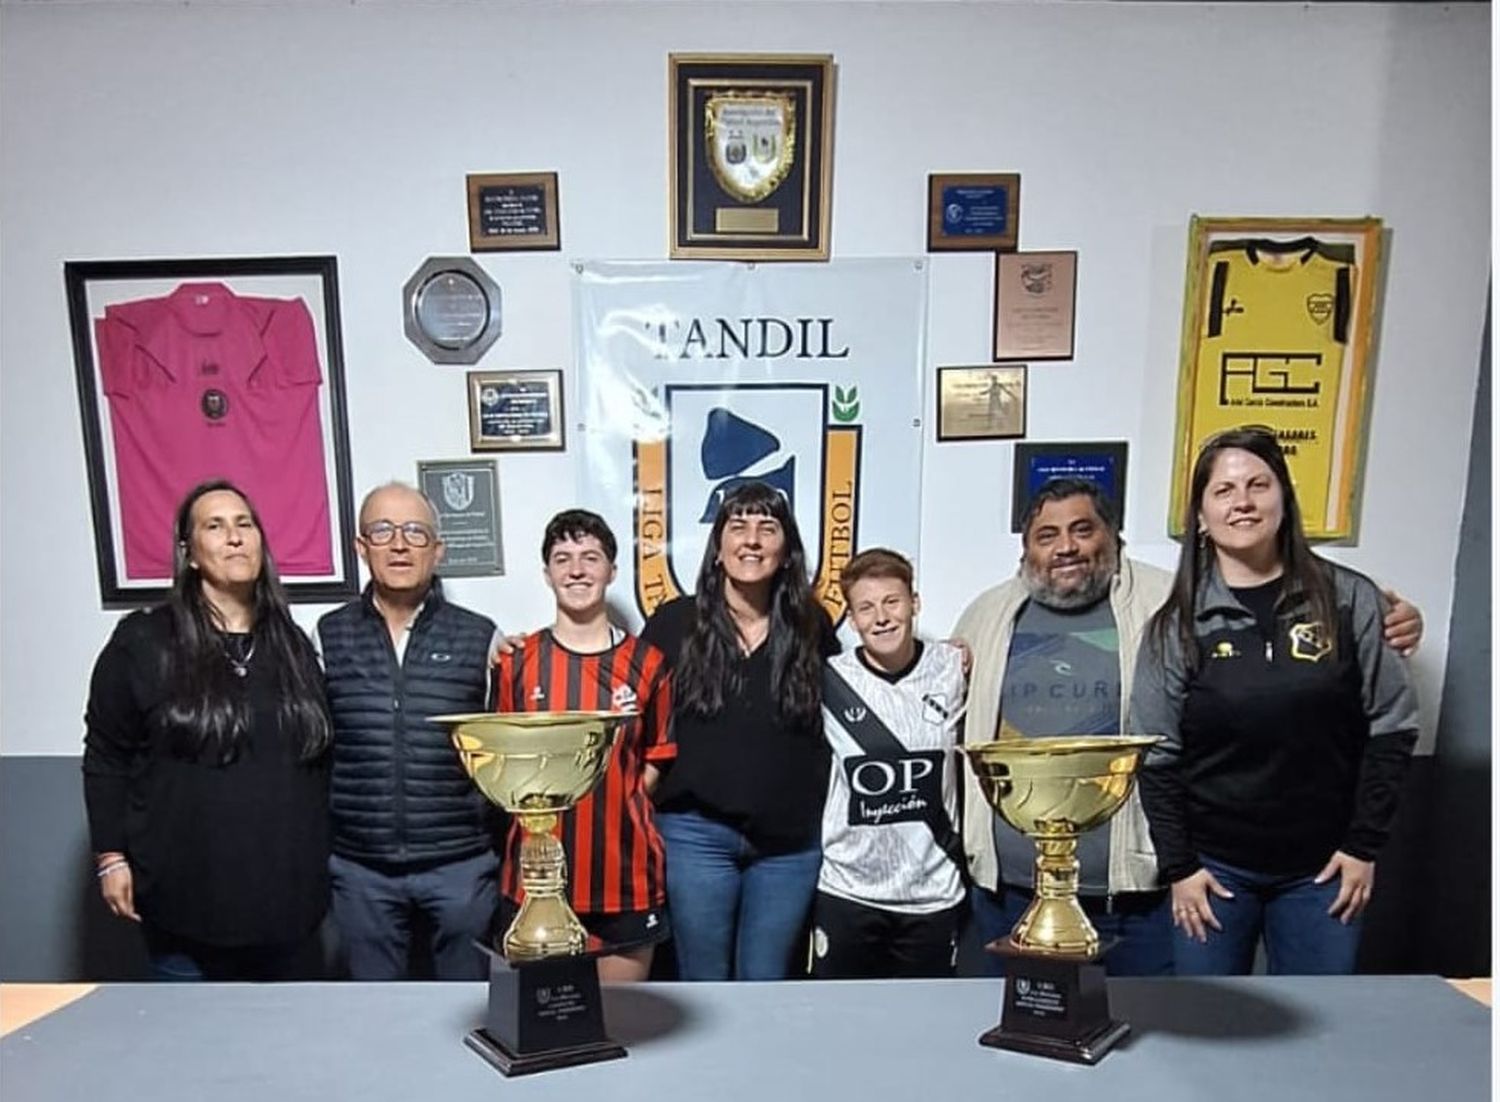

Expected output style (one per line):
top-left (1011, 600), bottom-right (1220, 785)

top-left (67, 257), bottom-right (358, 606)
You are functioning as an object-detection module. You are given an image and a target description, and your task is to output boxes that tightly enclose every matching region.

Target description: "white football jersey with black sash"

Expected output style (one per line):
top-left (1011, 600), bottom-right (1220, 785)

top-left (818, 642), bottom-right (967, 913)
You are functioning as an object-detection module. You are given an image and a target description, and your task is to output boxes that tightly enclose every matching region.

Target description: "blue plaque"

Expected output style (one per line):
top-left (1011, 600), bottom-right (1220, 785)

top-left (942, 184), bottom-right (1010, 238)
top-left (928, 172), bottom-right (1021, 252)
top-left (1010, 442), bottom-right (1129, 532)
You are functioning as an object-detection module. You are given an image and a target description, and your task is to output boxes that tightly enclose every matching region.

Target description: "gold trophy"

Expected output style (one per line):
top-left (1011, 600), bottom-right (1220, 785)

top-left (432, 710), bottom-right (635, 1077)
top-left (964, 734), bottom-right (1159, 1065)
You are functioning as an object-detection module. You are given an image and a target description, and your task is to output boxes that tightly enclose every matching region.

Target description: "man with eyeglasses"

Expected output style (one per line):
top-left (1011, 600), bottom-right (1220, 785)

top-left (317, 481), bottom-right (502, 980)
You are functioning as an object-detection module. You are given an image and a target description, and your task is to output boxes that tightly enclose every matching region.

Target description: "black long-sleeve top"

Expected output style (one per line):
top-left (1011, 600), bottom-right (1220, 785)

top-left (82, 607), bottom-right (330, 947)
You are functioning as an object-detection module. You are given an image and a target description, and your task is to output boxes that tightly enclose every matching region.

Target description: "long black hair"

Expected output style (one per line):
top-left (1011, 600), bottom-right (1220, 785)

top-left (163, 479), bottom-right (332, 764)
top-left (672, 481), bottom-right (825, 727)
top-left (1149, 426), bottom-right (1337, 670)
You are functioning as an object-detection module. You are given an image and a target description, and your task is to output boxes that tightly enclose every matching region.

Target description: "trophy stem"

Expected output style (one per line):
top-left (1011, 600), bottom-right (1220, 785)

top-left (1012, 834), bottom-right (1098, 957)
top-left (504, 811), bottom-right (588, 960)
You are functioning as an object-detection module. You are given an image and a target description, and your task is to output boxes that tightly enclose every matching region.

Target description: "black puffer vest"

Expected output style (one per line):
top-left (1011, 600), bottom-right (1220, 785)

top-left (317, 580), bottom-right (497, 866)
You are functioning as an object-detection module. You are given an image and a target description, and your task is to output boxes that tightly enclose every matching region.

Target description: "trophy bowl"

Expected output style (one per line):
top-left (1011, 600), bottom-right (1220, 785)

top-left (432, 711), bottom-right (632, 961)
top-left (964, 735), bottom-right (1159, 958)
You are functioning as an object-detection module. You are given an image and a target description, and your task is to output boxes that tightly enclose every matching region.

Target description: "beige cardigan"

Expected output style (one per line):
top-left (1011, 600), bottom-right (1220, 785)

top-left (952, 555), bottom-right (1172, 895)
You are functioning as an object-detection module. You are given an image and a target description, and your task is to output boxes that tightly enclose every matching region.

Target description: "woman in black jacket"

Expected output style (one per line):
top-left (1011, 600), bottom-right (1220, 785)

top-left (1132, 427), bottom-right (1418, 975)
top-left (83, 479), bottom-right (332, 980)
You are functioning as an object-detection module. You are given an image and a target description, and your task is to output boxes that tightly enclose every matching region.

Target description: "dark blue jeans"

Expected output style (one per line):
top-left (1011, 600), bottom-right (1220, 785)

top-left (969, 883), bottom-right (1174, 977)
top-left (144, 924), bottom-right (323, 982)
top-left (329, 850), bottom-right (498, 980)
top-left (656, 810), bottom-right (821, 980)
top-left (1172, 855), bottom-right (1362, 976)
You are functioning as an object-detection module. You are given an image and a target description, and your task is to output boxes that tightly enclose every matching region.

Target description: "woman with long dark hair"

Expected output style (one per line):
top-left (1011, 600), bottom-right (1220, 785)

top-left (1131, 427), bottom-right (1418, 975)
top-left (641, 481), bottom-right (836, 979)
top-left (83, 480), bottom-right (333, 981)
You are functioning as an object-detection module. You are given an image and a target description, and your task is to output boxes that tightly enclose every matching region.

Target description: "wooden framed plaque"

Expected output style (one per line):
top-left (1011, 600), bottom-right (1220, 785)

top-left (467, 369), bottom-right (565, 452)
top-left (927, 173), bottom-right (1020, 252)
top-left (994, 250), bottom-right (1077, 362)
top-left (1169, 216), bottom-right (1384, 539)
top-left (669, 53), bottom-right (834, 261)
top-left (936, 365), bottom-right (1027, 441)
top-left (466, 172), bottom-right (561, 252)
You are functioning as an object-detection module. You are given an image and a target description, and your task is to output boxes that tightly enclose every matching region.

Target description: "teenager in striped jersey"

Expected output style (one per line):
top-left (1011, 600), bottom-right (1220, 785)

top-left (493, 510), bottom-right (675, 981)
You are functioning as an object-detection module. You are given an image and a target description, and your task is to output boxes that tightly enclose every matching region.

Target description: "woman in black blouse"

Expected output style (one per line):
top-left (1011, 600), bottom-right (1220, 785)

top-left (642, 481), bottom-right (836, 980)
top-left (83, 480), bottom-right (332, 981)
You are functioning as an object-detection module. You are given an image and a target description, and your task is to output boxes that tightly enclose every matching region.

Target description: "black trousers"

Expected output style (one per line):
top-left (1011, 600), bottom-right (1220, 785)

top-left (810, 891), bottom-right (964, 979)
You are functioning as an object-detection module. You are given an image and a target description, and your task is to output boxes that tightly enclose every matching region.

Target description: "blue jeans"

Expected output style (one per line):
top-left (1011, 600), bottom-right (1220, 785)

top-left (969, 883), bottom-right (1174, 977)
top-left (1173, 855), bottom-right (1362, 976)
top-left (144, 924), bottom-right (322, 982)
top-left (656, 810), bottom-right (821, 980)
top-left (329, 850), bottom-right (498, 980)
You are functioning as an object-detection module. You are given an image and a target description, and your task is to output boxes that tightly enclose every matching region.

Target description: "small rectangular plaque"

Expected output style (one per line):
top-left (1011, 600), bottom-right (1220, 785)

top-left (936, 365), bottom-right (1027, 442)
top-left (468, 369), bottom-right (565, 452)
top-left (1010, 441), bottom-right (1128, 533)
top-left (467, 172), bottom-right (561, 252)
top-left (417, 459), bottom-right (505, 576)
top-left (994, 250), bottom-right (1077, 362)
top-left (927, 172), bottom-right (1020, 252)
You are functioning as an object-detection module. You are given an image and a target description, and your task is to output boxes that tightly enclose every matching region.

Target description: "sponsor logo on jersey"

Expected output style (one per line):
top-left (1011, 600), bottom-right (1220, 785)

top-left (844, 750), bottom-right (944, 827)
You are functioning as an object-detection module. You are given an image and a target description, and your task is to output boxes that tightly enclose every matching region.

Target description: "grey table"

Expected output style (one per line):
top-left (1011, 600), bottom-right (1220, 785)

top-left (0, 976), bottom-right (1489, 1101)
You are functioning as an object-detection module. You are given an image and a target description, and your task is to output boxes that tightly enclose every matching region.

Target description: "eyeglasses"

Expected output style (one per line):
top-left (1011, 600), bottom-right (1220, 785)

top-left (361, 520), bottom-right (436, 548)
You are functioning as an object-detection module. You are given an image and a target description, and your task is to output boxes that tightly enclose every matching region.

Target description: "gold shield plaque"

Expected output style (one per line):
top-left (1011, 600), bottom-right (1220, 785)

top-left (704, 91), bottom-right (797, 203)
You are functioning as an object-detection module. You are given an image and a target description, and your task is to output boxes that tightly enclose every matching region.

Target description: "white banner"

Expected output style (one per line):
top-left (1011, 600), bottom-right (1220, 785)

top-left (573, 259), bottom-right (927, 633)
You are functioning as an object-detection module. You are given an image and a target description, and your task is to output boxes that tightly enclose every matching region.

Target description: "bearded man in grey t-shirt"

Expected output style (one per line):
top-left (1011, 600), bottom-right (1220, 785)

top-left (953, 478), bottom-right (1424, 977)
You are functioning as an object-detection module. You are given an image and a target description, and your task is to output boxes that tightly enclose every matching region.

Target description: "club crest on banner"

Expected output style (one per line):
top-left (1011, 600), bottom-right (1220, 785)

top-left (633, 383), bottom-right (860, 626)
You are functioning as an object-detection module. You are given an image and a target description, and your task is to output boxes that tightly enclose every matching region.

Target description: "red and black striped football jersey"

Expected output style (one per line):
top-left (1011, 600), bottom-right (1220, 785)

top-left (495, 629), bottom-right (675, 914)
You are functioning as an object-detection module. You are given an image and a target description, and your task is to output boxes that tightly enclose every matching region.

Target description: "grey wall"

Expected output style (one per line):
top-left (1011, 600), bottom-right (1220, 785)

top-left (1414, 308), bottom-right (1491, 977)
top-left (1358, 309), bottom-right (1491, 977)
top-left (0, 757), bottom-right (147, 980)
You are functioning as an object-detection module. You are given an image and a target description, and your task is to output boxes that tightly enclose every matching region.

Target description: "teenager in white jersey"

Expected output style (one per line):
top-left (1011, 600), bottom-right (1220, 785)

top-left (811, 549), bottom-right (968, 978)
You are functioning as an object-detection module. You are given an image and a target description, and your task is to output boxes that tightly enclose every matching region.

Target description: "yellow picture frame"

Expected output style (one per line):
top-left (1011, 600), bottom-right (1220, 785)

top-left (1169, 216), bottom-right (1384, 540)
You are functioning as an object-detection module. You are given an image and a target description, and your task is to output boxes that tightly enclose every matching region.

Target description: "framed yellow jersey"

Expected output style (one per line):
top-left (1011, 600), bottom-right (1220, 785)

top-left (1170, 217), bottom-right (1384, 539)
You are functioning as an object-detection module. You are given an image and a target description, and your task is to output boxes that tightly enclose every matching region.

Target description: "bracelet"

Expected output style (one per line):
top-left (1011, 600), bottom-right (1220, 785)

top-left (95, 860), bottom-right (129, 879)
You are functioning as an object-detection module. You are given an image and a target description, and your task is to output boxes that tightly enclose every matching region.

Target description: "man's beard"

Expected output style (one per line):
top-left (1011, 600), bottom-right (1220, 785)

top-left (1020, 543), bottom-right (1118, 610)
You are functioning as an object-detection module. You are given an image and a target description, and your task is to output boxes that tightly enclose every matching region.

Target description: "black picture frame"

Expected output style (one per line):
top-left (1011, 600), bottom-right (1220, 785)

top-left (64, 255), bottom-right (358, 607)
top-left (668, 53), bottom-right (834, 261)
top-left (1010, 441), bottom-right (1128, 533)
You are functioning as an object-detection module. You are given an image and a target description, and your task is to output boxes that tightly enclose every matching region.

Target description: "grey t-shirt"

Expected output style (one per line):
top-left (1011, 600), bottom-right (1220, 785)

top-left (994, 595), bottom-right (1120, 894)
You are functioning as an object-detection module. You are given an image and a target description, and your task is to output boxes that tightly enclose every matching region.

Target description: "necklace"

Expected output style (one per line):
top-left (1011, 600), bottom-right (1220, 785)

top-left (224, 634), bottom-right (256, 678)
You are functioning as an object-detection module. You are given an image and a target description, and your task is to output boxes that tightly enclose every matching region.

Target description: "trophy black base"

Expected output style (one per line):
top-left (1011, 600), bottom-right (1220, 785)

top-left (467, 943), bottom-right (627, 1077)
top-left (979, 937), bottom-right (1129, 1066)
top-left (464, 1026), bottom-right (625, 1077)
